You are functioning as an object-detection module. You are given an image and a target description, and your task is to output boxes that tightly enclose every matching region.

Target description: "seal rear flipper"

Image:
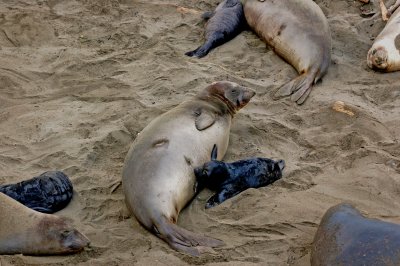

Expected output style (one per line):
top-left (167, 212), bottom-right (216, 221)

top-left (155, 217), bottom-right (224, 256)
top-left (274, 71), bottom-right (315, 105)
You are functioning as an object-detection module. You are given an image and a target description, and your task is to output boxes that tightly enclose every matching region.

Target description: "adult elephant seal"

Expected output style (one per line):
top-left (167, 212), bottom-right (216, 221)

top-left (367, 7), bottom-right (400, 72)
top-left (185, 0), bottom-right (246, 58)
top-left (122, 81), bottom-right (255, 256)
top-left (311, 203), bottom-right (400, 265)
top-left (243, 0), bottom-right (331, 104)
top-left (0, 192), bottom-right (89, 255)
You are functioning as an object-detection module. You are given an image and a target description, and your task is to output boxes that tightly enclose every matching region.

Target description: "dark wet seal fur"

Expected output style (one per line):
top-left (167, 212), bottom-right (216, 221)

top-left (185, 0), bottom-right (246, 58)
top-left (194, 145), bottom-right (285, 208)
top-left (0, 171), bottom-right (73, 213)
top-left (311, 203), bottom-right (400, 266)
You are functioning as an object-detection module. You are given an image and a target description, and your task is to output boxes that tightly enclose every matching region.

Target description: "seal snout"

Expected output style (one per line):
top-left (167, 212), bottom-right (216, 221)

top-left (63, 229), bottom-right (90, 252)
top-left (277, 159), bottom-right (285, 170)
top-left (367, 47), bottom-right (389, 70)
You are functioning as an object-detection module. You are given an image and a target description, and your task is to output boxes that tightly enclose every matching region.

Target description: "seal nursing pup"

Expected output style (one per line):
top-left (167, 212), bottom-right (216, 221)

top-left (0, 192), bottom-right (89, 255)
top-left (243, 0), bottom-right (331, 104)
top-left (194, 145), bottom-right (285, 208)
top-left (367, 7), bottom-right (400, 72)
top-left (185, 0), bottom-right (246, 58)
top-left (311, 203), bottom-right (400, 265)
top-left (122, 81), bottom-right (255, 256)
top-left (0, 171), bottom-right (73, 214)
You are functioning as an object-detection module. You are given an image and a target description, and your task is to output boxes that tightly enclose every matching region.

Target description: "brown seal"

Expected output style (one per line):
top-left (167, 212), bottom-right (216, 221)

top-left (122, 81), bottom-right (255, 256)
top-left (243, 0), bottom-right (331, 104)
top-left (311, 203), bottom-right (400, 265)
top-left (367, 7), bottom-right (400, 72)
top-left (0, 192), bottom-right (89, 255)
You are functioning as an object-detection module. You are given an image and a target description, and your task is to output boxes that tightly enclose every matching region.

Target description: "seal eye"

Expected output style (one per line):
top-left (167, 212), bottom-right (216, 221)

top-left (61, 230), bottom-right (71, 238)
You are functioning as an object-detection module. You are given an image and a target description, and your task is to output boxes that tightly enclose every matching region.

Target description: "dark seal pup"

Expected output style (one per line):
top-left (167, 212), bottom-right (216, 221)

top-left (243, 0), bottom-right (331, 104)
top-left (0, 171), bottom-right (73, 214)
top-left (0, 192), bottom-right (89, 255)
top-left (185, 0), bottom-right (246, 58)
top-left (194, 145), bottom-right (285, 208)
top-left (311, 203), bottom-right (400, 266)
top-left (122, 81), bottom-right (255, 256)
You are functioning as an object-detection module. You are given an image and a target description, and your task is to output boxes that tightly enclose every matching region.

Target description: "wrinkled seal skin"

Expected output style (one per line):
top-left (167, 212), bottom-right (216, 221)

top-left (0, 171), bottom-right (73, 214)
top-left (311, 203), bottom-right (400, 266)
top-left (243, 0), bottom-right (331, 104)
top-left (367, 7), bottom-right (400, 72)
top-left (194, 146), bottom-right (285, 208)
top-left (0, 193), bottom-right (89, 255)
top-left (122, 81), bottom-right (255, 256)
top-left (185, 0), bottom-right (246, 58)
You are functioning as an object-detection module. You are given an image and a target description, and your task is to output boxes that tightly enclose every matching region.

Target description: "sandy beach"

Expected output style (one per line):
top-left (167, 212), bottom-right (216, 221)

top-left (0, 0), bottom-right (400, 265)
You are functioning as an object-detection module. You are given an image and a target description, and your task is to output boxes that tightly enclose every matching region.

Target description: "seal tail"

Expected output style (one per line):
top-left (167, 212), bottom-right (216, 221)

top-left (155, 216), bottom-right (224, 256)
top-left (274, 70), bottom-right (318, 105)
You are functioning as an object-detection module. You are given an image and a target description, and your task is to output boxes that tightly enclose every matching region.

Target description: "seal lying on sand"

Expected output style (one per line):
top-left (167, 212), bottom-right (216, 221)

top-left (0, 171), bottom-right (73, 214)
top-left (122, 81), bottom-right (255, 256)
top-left (243, 0), bottom-right (331, 104)
top-left (0, 192), bottom-right (89, 255)
top-left (367, 7), bottom-right (400, 72)
top-left (311, 203), bottom-right (400, 265)
top-left (194, 145), bottom-right (285, 208)
top-left (185, 0), bottom-right (246, 58)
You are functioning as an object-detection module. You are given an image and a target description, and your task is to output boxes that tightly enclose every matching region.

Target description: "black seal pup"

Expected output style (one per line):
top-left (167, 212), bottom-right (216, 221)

top-left (122, 81), bottom-right (255, 256)
top-left (194, 145), bottom-right (285, 208)
top-left (0, 171), bottom-right (73, 214)
top-left (311, 203), bottom-right (400, 266)
top-left (185, 0), bottom-right (246, 58)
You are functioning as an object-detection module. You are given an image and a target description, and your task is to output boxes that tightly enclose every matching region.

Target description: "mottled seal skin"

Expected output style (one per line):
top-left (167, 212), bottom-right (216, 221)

top-left (311, 203), bottom-right (400, 266)
top-left (185, 0), bottom-right (246, 58)
top-left (0, 171), bottom-right (73, 214)
top-left (194, 145), bottom-right (285, 208)
top-left (367, 7), bottom-right (400, 72)
top-left (243, 0), bottom-right (331, 104)
top-left (0, 193), bottom-right (89, 255)
top-left (122, 81), bottom-right (255, 256)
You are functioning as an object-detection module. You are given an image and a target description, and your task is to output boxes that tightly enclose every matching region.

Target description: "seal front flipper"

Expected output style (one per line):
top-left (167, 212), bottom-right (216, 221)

top-left (194, 109), bottom-right (216, 130)
top-left (205, 183), bottom-right (242, 209)
top-left (202, 11), bottom-right (215, 20)
top-left (155, 216), bottom-right (224, 256)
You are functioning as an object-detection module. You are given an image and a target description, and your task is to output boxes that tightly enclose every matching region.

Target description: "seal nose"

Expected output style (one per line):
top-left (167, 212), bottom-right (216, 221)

top-left (277, 160), bottom-right (285, 170)
top-left (367, 47), bottom-right (388, 70)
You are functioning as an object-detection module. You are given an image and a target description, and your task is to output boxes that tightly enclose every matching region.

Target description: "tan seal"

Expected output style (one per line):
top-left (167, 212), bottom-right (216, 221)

top-left (243, 0), bottom-right (331, 104)
top-left (0, 192), bottom-right (89, 255)
top-left (367, 6), bottom-right (400, 72)
top-left (122, 81), bottom-right (255, 256)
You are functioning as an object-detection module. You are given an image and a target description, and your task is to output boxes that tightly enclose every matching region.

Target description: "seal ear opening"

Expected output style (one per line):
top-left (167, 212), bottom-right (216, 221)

top-left (211, 144), bottom-right (218, 161)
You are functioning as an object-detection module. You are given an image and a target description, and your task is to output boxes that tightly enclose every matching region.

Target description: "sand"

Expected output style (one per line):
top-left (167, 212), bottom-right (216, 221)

top-left (0, 0), bottom-right (399, 265)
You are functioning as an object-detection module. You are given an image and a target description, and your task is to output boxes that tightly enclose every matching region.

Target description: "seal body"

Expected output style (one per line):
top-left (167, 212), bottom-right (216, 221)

top-left (0, 171), bottom-right (73, 214)
top-left (367, 7), bottom-right (400, 72)
top-left (194, 150), bottom-right (285, 208)
top-left (0, 192), bottom-right (89, 255)
top-left (243, 0), bottom-right (331, 104)
top-left (185, 0), bottom-right (246, 58)
top-left (311, 203), bottom-right (400, 265)
top-left (122, 81), bottom-right (255, 256)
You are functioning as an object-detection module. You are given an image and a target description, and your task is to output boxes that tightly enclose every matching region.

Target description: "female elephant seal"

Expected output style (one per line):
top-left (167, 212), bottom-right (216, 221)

top-left (367, 6), bottom-right (400, 72)
top-left (311, 203), bottom-right (400, 265)
top-left (185, 0), bottom-right (246, 58)
top-left (122, 81), bottom-right (255, 256)
top-left (0, 192), bottom-right (89, 255)
top-left (243, 0), bottom-right (331, 104)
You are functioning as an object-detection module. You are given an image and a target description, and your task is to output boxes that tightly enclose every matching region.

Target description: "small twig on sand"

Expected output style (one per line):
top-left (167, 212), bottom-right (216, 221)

top-left (379, 0), bottom-right (390, 21)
